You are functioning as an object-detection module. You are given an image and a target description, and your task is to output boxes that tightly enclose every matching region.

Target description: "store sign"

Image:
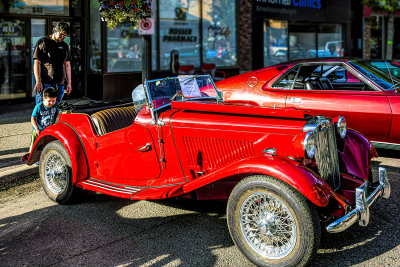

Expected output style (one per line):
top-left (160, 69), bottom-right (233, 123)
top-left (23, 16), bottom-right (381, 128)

top-left (255, 0), bottom-right (321, 9)
top-left (0, 22), bottom-right (22, 37)
top-left (163, 28), bottom-right (197, 42)
top-left (254, 0), bottom-right (327, 21)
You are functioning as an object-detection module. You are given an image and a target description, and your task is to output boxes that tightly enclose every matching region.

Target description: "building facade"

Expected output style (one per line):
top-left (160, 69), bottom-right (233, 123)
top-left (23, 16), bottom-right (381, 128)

top-left (1, 0), bottom-right (356, 103)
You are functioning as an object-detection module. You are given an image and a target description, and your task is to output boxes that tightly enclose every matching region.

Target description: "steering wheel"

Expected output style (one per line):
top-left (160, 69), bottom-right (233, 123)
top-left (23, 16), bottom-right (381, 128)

top-left (170, 90), bottom-right (185, 100)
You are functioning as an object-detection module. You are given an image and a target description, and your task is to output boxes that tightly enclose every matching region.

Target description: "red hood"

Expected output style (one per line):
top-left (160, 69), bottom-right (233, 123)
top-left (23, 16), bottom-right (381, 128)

top-left (171, 100), bottom-right (307, 120)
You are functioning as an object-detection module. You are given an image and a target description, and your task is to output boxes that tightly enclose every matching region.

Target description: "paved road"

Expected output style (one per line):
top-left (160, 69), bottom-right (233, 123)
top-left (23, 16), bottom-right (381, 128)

top-left (0, 150), bottom-right (399, 267)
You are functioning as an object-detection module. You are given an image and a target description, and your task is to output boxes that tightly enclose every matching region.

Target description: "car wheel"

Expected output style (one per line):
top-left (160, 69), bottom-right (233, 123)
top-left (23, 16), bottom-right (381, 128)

top-left (227, 175), bottom-right (320, 267)
top-left (39, 140), bottom-right (76, 204)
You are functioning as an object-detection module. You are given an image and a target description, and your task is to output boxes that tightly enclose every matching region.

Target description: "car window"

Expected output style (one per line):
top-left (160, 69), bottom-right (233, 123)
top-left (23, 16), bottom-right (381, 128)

top-left (272, 66), bottom-right (300, 89)
top-left (349, 61), bottom-right (397, 90)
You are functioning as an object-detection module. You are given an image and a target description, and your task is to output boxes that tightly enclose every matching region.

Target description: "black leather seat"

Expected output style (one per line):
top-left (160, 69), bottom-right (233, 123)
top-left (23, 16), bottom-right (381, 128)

top-left (304, 79), bottom-right (322, 90)
top-left (91, 106), bottom-right (137, 136)
top-left (316, 77), bottom-right (334, 90)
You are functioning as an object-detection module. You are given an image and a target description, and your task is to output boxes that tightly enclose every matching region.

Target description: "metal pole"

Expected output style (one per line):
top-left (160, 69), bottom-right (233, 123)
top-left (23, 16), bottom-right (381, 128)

top-left (142, 34), bottom-right (151, 83)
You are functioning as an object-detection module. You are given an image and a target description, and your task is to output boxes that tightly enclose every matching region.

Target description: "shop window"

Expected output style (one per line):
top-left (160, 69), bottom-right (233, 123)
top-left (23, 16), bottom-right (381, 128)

top-left (369, 16), bottom-right (384, 59)
top-left (8, 0), bottom-right (70, 16)
top-left (31, 18), bottom-right (46, 92)
top-left (107, 25), bottom-right (142, 73)
top-left (0, 19), bottom-right (27, 100)
top-left (264, 20), bottom-right (288, 67)
top-left (159, 0), bottom-right (200, 70)
top-left (202, 0), bottom-right (236, 67)
top-left (317, 24), bottom-right (343, 57)
top-left (89, 0), bottom-right (101, 73)
top-left (289, 23), bottom-right (316, 61)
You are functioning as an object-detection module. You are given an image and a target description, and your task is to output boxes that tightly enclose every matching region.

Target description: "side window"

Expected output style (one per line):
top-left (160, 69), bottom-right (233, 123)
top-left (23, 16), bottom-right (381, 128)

top-left (310, 65), bottom-right (322, 78)
top-left (273, 67), bottom-right (300, 89)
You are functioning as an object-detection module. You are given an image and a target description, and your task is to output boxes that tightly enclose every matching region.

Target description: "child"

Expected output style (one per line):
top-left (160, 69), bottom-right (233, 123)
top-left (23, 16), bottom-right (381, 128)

top-left (22, 87), bottom-right (59, 162)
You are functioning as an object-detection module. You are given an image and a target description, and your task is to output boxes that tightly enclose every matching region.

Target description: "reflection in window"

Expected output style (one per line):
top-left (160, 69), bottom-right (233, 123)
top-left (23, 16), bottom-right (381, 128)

top-left (89, 0), bottom-right (101, 72)
top-left (264, 20), bottom-right (287, 67)
top-left (0, 19), bottom-right (27, 100)
top-left (202, 0), bottom-right (236, 67)
top-left (107, 25), bottom-right (142, 73)
top-left (317, 24), bottom-right (343, 57)
top-left (159, 0), bottom-right (200, 70)
top-left (273, 67), bottom-right (300, 89)
top-left (9, 0), bottom-right (70, 16)
top-left (289, 23), bottom-right (316, 61)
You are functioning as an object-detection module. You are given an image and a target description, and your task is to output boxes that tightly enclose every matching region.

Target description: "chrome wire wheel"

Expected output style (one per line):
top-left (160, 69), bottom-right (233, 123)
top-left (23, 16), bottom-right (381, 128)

top-left (239, 192), bottom-right (297, 260)
top-left (44, 151), bottom-right (68, 195)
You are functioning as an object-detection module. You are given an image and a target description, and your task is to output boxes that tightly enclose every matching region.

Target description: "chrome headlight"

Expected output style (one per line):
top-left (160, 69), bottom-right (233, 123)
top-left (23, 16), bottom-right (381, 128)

top-left (304, 131), bottom-right (316, 158)
top-left (337, 116), bottom-right (347, 139)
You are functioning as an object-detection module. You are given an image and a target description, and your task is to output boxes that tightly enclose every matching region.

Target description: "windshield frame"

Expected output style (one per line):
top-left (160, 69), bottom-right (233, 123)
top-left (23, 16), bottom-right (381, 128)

top-left (144, 75), bottom-right (222, 112)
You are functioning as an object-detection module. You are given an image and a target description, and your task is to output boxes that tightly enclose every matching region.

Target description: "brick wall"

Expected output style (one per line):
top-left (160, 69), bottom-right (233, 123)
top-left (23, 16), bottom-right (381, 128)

top-left (238, 0), bottom-right (253, 72)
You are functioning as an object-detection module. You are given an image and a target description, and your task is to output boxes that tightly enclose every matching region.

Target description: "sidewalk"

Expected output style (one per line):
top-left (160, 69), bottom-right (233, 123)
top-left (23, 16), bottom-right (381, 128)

top-left (0, 97), bottom-right (96, 188)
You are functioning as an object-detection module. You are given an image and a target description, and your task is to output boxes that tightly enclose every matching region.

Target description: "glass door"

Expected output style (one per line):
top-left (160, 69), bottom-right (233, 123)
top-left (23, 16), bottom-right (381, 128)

top-left (264, 20), bottom-right (288, 67)
top-left (0, 19), bottom-right (27, 100)
top-left (51, 19), bottom-right (83, 98)
top-left (31, 18), bottom-right (46, 94)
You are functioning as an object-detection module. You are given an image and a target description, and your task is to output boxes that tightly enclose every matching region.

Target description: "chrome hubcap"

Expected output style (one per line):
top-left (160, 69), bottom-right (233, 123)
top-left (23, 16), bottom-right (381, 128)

top-left (239, 192), bottom-right (297, 259)
top-left (44, 152), bottom-right (68, 195)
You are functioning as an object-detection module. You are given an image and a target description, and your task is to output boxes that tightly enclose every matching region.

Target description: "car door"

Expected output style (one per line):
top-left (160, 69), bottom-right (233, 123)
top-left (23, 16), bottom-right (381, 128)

top-left (385, 91), bottom-right (400, 144)
top-left (95, 122), bottom-right (161, 185)
top-left (285, 64), bottom-right (392, 143)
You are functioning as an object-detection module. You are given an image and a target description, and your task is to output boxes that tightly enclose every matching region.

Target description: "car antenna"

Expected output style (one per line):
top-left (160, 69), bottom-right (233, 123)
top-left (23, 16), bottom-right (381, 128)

top-left (384, 60), bottom-right (395, 86)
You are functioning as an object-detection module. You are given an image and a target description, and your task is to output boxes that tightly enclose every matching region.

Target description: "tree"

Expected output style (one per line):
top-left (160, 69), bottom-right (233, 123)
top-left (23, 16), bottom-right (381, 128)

top-left (99, 0), bottom-right (152, 28)
top-left (363, 0), bottom-right (400, 60)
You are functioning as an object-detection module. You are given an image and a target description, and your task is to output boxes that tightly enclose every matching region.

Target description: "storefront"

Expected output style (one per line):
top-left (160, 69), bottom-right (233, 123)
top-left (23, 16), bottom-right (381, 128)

top-left (360, 5), bottom-right (400, 60)
top-left (87, 0), bottom-right (239, 100)
top-left (0, 0), bottom-right (239, 102)
top-left (0, 1), bottom-right (83, 102)
top-left (252, 0), bottom-right (351, 69)
top-left (1, 0), bottom-right (355, 103)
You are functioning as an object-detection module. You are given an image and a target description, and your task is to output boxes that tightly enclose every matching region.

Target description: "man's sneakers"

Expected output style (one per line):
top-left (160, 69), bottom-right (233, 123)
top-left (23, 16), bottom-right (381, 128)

top-left (21, 153), bottom-right (30, 162)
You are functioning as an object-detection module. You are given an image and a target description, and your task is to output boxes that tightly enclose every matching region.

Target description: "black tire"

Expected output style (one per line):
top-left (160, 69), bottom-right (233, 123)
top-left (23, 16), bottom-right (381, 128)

top-left (39, 140), bottom-right (76, 204)
top-left (227, 175), bottom-right (320, 267)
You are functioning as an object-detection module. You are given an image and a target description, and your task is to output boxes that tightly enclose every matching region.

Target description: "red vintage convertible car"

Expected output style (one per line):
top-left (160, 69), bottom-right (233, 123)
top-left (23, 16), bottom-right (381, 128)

top-left (217, 58), bottom-right (400, 150)
top-left (27, 75), bottom-right (390, 267)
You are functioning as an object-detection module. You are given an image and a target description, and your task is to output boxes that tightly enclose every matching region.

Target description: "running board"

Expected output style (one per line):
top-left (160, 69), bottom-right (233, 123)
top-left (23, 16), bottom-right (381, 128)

top-left (79, 178), bottom-right (144, 199)
top-left (372, 141), bottom-right (400, 151)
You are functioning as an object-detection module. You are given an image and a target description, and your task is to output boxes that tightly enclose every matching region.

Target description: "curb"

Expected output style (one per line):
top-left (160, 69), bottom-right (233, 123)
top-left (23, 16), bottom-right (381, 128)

top-left (0, 165), bottom-right (39, 187)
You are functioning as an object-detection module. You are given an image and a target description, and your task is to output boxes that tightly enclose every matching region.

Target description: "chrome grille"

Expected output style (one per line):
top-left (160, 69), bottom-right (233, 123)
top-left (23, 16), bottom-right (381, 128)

top-left (314, 121), bottom-right (341, 190)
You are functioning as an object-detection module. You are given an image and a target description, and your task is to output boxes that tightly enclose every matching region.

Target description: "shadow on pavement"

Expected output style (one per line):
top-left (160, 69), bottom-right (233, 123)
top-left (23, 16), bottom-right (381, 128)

top-left (0, 165), bottom-right (398, 266)
top-left (0, 193), bottom-right (236, 266)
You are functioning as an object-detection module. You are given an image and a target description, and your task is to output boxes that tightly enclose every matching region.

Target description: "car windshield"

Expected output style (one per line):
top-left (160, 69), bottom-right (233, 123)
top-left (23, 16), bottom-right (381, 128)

top-left (144, 75), bottom-right (221, 110)
top-left (349, 61), bottom-right (400, 90)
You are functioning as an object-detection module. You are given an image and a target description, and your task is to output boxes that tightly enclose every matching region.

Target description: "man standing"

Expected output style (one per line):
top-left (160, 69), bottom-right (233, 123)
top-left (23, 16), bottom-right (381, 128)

top-left (33, 21), bottom-right (72, 104)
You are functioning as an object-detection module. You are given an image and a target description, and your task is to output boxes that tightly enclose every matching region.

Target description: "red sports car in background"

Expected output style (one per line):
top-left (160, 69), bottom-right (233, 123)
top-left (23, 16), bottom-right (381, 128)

top-left (217, 58), bottom-right (400, 150)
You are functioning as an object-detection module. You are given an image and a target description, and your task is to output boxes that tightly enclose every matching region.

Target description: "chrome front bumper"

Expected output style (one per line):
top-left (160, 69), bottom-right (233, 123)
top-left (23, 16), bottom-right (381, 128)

top-left (327, 167), bottom-right (391, 233)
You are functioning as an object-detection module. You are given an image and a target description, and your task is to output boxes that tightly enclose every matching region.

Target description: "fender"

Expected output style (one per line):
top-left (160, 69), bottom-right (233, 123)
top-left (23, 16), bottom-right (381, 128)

top-left (27, 123), bottom-right (88, 184)
top-left (339, 129), bottom-right (377, 180)
top-left (182, 154), bottom-right (334, 207)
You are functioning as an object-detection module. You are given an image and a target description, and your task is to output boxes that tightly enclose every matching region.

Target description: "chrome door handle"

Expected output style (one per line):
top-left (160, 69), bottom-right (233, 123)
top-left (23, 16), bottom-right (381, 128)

top-left (138, 143), bottom-right (152, 152)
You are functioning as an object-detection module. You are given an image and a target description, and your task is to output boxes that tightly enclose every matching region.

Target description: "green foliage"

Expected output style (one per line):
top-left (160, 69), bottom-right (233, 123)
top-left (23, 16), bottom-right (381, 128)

top-left (99, 0), bottom-right (152, 29)
top-left (363, 0), bottom-right (400, 13)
